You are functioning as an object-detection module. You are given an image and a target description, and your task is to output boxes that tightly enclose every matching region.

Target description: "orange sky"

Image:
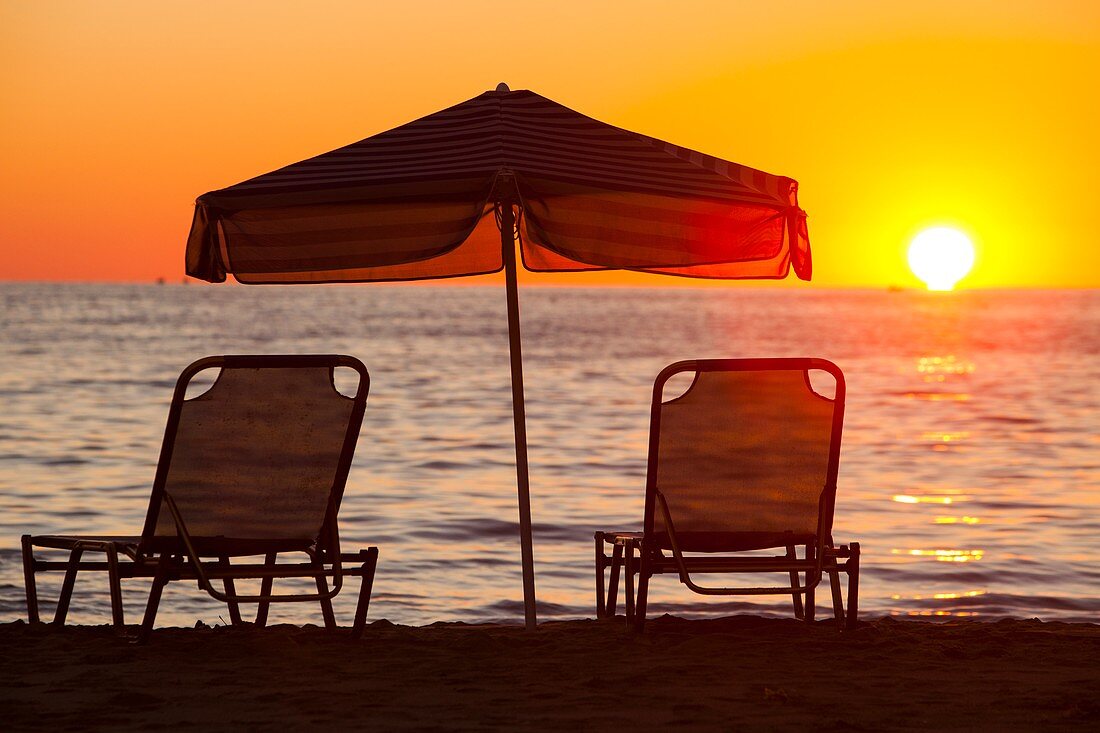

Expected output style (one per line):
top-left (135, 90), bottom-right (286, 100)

top-left (1, 1), bottom-right (1097, 287)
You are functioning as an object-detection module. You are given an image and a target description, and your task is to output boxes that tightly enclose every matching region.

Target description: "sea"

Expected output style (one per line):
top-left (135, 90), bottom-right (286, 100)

top-left (1, 283), bottom-right (1097, 627)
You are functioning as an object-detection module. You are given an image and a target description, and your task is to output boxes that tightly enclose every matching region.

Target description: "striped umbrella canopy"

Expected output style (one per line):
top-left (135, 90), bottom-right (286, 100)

top-left (185, 85), bottom-right (811, 628)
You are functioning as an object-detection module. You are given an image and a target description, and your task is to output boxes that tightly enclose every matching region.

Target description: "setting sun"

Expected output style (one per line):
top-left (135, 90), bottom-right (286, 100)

top-left (907, 227), bottom-right (976, 291)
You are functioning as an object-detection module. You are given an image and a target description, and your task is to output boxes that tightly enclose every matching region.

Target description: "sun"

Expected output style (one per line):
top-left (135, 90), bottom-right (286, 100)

top-left (907, 227), bottom-right (976, 291)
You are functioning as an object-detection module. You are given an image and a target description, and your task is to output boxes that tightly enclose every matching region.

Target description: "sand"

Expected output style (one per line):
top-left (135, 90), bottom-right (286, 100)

top-left (2, 616), bottom-right (1098, 731)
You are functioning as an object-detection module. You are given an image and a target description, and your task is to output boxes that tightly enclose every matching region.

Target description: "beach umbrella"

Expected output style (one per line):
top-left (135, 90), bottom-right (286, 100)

top-left (185, 84), bottom-right (811, 629)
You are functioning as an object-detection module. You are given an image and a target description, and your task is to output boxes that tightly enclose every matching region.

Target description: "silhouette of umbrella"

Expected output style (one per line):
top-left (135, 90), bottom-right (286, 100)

top-left (186, 84), bottom-right (811, 629)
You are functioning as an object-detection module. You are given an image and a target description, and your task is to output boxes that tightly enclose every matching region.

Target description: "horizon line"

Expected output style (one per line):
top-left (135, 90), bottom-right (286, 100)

top-left (0, 279), bottom-right (1095, 292)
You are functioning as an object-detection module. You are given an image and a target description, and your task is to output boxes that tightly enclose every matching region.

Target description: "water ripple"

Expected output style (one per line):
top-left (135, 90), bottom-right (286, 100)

top-left (1, 284), bottom-right (1097, 627)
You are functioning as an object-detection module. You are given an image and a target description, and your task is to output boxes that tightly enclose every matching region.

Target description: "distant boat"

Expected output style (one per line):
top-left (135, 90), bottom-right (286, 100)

top-left (887, 284), bottom-right (904, 293)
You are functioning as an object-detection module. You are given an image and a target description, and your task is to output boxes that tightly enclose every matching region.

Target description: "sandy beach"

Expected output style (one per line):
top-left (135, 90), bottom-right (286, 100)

top-left (2, 615), bottom-right (1097, 731)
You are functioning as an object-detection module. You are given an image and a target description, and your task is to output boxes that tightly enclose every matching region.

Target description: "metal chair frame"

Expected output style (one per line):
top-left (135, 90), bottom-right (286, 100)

top-left (594, 358), bottom-right (861, 630)
top-left (21, 354), bottom-right (379, 642)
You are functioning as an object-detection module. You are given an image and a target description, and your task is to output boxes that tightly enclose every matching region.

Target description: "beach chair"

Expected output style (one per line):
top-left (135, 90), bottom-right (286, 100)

top-left (21, 354), bottom-right (379, 642)
top-left (594, 358), bottom-right (860, 630)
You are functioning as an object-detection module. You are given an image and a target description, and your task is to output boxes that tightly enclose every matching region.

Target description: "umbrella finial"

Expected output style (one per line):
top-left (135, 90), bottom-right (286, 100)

top-left (495, 82), bottom-right (510, 93)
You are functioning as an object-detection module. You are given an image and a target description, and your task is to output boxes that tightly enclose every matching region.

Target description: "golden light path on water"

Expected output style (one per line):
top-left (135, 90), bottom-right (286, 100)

top-left (882, 347), bottom-right (987, 613)
top-left (891, 549), bottom-right (985, 562)
top-left (892, 494), bottom-right (963, 504)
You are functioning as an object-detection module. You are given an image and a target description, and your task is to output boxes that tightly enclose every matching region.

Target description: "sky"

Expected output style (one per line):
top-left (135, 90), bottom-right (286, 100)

top-left (1, 0), bottom-right (1097, 287)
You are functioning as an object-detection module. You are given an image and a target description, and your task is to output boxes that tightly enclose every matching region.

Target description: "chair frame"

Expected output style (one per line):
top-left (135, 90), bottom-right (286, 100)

top-left (595, 358), bottom-right (860, 630)
top-left (22, 354), bottom-right (379, 642)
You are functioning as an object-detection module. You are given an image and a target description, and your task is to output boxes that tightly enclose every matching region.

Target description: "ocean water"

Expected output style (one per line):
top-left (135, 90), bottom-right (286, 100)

top-left (0, 283), bottom-right (1097, 627)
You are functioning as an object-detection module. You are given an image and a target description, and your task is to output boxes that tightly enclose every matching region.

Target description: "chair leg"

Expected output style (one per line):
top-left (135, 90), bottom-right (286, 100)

top-left (829, 564), bottom-right (845, 624)
top-left (106, 546), bottom-right (125, 629)
top-left (136, 555), bottom-right (170, 645)
top-left (352, 548), bottom-right (378, 639)
top-left (804, 545), bottom-right (816, 623)
top-left (787, 545), bottom-right (804, 619)
top-left (254, 552), bottom-right (277, 627)
top-left (21, 536), bottom-right (40, 624)
top-left (633, 555), bottom-right (650, 632)
top-left (219, 556), bottom-right (243, 626)
top-left (846, 543), bottom-right (861, 630)
top-left (606, 543), bottom-right (623, 617)
top-left (594, 533), bottom-right (606, 619)
top-left (314, 563), bottom-right (337, 631)
top-left (53, 547), bottom-right (84, 625)
top-left (624, 542), bottom-right (636, 622)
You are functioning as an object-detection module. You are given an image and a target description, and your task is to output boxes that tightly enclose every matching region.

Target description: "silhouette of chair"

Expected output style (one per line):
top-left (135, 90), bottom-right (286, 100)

top-left (21, 355), bottom-right (379, 642)
top-left (595, 358), bottom-right (860, 630)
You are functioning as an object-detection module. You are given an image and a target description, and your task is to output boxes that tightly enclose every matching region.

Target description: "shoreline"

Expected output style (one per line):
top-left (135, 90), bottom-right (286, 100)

top-left (2, 615), bottom-right (1098, 731)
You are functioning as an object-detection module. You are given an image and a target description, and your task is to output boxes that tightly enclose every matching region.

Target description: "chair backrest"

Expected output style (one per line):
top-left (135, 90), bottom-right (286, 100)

top-left (644, 358), bottom-right (844, 553)
top-left (139, 355), bottom-right (369, 556)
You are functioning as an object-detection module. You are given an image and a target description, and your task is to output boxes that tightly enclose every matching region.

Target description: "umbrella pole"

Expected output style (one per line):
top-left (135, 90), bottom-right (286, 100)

top-left (500, 201), bottom-right (538, 630)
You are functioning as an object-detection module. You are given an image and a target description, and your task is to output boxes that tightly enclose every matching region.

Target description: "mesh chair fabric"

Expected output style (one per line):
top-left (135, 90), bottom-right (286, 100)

top-left (653, 368), bottom-right (836, 552)
top-left (152, 366), bottom-right (356, 551)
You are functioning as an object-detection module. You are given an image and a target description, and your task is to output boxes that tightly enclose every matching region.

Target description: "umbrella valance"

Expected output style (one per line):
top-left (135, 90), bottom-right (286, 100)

top-left (186, 88), bottom-right (810, 284)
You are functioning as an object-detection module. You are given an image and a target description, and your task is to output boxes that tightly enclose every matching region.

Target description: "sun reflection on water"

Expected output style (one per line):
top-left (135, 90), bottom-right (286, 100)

top-left (893, 494), bottom-right (968, 504)
top-left (891, 590), bottom-right (986, 601)
top-left (921, 431), bottom-right (970, 442)
top-left (917, 355), bottom-right (975, 377)
top-left (892, 549), bottom-right (985, 562)
top-left (905, 392), bottom-right (972, 401)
